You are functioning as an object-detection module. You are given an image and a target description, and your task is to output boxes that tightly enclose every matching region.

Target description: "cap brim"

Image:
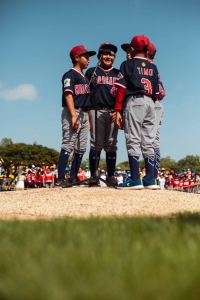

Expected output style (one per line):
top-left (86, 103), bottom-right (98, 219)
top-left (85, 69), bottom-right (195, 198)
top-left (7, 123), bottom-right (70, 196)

top-left (85, 51), bottom-right (96, 57)
top-left (100, 44), bottom-right (118, 53)
top-left (121, 44), bottom-right (131, 52)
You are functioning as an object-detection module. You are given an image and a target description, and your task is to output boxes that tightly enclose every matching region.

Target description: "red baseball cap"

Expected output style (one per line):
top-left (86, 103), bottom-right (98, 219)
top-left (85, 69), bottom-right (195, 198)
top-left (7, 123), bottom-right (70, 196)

top-left (130, 35), bottom-right (150, 50)
top-left (147, 43), bottom-right (157, 55)
top-left (99, 42), bottom-right (118, 53)
top-left (70, 45), bottom-right (96, 59)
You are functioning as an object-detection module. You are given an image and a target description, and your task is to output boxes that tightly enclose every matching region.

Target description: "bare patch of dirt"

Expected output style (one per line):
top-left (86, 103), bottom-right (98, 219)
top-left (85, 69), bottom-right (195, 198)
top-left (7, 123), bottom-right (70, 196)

top-left (0, 187), bottom-right (200, 220)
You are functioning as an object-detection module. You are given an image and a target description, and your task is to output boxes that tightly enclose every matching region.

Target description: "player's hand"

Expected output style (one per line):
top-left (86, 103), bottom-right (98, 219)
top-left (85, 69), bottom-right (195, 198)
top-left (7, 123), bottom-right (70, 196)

top-left (71, 115), bottom-right (79, 130)
top-left (110, 111), bottom-right (117, 122)
top-left (115, 111), bottom-right (123, 129)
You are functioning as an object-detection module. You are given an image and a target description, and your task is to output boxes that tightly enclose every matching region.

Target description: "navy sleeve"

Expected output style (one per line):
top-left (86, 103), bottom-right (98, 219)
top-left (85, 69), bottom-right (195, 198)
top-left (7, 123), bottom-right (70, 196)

top-left (62, 71), bottom-right (75, 94)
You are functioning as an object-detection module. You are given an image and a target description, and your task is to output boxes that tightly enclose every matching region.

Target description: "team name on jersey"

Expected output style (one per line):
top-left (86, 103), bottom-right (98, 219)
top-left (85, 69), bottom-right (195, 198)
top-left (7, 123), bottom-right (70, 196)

top-left (95, 76), bottom-right (117, 85)
top-left (74, 84), bottom-right (90, 95)
top-left (137, 68), bottom-right (153, 76)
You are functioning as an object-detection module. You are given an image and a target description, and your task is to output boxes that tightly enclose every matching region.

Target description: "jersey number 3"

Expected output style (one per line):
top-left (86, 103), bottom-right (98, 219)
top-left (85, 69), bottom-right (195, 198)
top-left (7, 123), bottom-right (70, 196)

top-left (141, 78), bottom-right (152, 95)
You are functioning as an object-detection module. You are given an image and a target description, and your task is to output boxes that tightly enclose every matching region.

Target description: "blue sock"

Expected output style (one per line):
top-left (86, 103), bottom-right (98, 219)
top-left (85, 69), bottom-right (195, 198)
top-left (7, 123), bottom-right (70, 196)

top-left (145, 156), bottom-right (155, 181)
top-left (70, 153), bottom-right (83, 180)
top-left (154, 148), bottom-right (160, 179)
top-left (89, 149), bottom-right (101, 177)
top-left (58, 149), bottom-right (69, 178)
top-left (106, 152), bottom-right (116, 177)
top-left (129, 156), bottom-right (140, 181)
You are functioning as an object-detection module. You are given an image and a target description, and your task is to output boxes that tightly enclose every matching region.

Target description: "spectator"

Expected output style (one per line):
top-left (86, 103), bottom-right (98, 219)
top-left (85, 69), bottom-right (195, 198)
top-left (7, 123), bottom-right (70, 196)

top-left (77, 167), bottom-right (84, 181)
top-left (183, 175), bottom-right (190, 193)
top-left (116, 171), bottom-right (123, 185)
top-left (173, 175), bottom-right (180, 191)
top-left (83, 166), bottom-right (91, 179)
top-left (36, 169), bottom-right (44, 188)
top-left (99, 170), bottom-right (107, 187)
top-left (43, 167), bottom-right (54, 188)
top-left (25, 171), bottom-right (35, 188)
top-left (166, 175), bottom-right (173, 190)
top-left (8, 161), bottom-right (15, 176)
top-left (0, 161), bottom-right (5, 176)
top-left (158, 174), bottom-right (166, 190)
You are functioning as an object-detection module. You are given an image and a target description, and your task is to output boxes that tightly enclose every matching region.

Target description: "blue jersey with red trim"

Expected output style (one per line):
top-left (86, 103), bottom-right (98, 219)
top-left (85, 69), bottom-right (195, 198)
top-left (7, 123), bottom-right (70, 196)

top-left (85, 66), bottom-right (120, 108)
top-left (151, 61), bottom-right (166, 100)
top-left (115, 57), bottom-right (160, 101)
top-left (61, 68), bottom-right (90, 107)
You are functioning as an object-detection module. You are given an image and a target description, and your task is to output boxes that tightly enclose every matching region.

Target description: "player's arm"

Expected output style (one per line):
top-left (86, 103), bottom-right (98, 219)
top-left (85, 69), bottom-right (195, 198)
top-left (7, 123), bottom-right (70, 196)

top-left (64, 91), bottom-right (79, 130)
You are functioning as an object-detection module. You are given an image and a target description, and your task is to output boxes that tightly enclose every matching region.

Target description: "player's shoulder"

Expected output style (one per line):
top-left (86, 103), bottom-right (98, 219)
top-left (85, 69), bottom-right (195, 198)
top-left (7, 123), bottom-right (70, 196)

top-left (85, 66), bottom-right (95, 75)
top-left (62, 68), bottom-right (75, 82)
top-left (112, 67), bottom-right (121, 74)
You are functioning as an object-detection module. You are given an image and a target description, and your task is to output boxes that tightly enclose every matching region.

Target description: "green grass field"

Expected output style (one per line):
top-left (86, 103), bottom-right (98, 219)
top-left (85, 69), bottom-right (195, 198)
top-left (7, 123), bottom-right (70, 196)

top-left (0, 213), bottom-right (200, 299)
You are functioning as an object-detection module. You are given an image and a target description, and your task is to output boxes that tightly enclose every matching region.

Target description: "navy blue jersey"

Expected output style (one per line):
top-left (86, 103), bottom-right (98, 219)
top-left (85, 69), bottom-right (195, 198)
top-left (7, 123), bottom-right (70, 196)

top-left (115, 57), bottom-right (159, 101)
top-left (61, 68), bottom-right (90, 107)
top-left (151, 61), bottom-right (166, 100)
top-left (85, 66), bottom-right (120, 108)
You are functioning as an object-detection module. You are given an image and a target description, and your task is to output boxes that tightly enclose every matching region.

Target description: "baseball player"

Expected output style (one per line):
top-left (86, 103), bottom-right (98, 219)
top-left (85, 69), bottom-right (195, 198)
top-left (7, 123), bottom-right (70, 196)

top-left (121, 41), bottom-right (166, 185)
top-left (56, 45), bottom-right (96, 187)
top-left (114, 35), bottom-right (161, 189)
top-left (146, 43), bottom-right (166, 181)
top-left (85, 43), bottom-right (120, 186)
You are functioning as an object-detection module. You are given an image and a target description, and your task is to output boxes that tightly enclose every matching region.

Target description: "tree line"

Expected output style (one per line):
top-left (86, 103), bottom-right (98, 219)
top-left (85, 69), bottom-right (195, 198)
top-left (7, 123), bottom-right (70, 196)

top-left (1, 138), bottom-right (200, 172)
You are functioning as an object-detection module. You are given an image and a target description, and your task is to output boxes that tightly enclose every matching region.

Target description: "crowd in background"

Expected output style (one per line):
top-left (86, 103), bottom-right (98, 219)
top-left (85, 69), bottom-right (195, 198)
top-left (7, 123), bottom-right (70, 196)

top-left (0, 157), bottom-right (200, 193)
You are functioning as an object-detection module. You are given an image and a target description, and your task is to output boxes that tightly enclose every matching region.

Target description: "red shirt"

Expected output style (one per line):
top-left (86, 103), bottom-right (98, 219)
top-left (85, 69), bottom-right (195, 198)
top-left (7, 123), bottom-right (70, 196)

top-left (179, 180), bottom-right (184, 187)
top-left (167, 179), bottom-right (174, 187)
top-left (77, 172), bottom-right (84, 181)
top-left (173, 178), bottom-right (180, 187)
top-left (183, 179), bottom-right (190, 186)
top-left (44, 173), bottom-right (54, 182)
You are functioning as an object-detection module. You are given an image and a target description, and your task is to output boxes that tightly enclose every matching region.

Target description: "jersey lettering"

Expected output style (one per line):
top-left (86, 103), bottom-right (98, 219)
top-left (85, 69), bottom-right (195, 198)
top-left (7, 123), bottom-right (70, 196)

top-left (74, 84), bottom-right (90, 95)
top-left (141, 78), bottom-right (152, 95)
top-left (137, 68), bottom-right (153, 76)
top-left (97, 76), bottom-right (117, 85)
top-left (110, 86), bottom-right (116, 96)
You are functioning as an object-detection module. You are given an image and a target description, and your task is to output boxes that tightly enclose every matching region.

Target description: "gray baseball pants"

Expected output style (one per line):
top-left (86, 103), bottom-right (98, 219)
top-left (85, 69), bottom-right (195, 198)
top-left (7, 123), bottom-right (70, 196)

top-left (123, 95), bottom-right (156, 158)
top-left (61, 107), bottom-right (88, 155)
top-left (153, 101), bottom-right (164, 149)
top-left (89, 109), bottom-right (118, 152)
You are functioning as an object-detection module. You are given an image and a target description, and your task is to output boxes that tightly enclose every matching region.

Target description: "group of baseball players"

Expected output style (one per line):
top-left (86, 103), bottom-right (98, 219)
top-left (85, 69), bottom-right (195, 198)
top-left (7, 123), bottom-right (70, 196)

top-left (56, 35), bottom-right (166, 190)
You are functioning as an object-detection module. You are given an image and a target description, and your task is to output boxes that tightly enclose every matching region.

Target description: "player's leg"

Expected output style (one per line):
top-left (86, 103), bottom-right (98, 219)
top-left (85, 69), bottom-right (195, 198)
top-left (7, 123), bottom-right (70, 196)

top-left (118, 96), bottom-right (145, 189)
top-left (71, 110), bottom-right (89, 182)
top-left (104, 109), bottom-right (118, 185)
top-left (141, 97), bottom-right (159, 189)
top-left (88, 109), bottom-right (105, 177)
top-left (153, 101), bottom-right (164, 179)
top-left (56, 108), bottom-right (80, 186)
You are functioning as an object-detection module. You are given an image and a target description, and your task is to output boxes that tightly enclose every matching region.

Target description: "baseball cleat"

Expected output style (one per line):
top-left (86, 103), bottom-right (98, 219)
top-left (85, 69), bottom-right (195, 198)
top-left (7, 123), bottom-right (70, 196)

top-left (106, 176), bottom-right (117, 187)
top-left (142, 178), bottom-right (160, 190)
top-left (117, 178), bottom-right (144, 190)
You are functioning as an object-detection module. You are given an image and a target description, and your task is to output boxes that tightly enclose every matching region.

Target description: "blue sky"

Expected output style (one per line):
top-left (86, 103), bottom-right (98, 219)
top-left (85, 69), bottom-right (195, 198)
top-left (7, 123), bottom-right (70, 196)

top-left (0, 0), bottom-right (200, 164)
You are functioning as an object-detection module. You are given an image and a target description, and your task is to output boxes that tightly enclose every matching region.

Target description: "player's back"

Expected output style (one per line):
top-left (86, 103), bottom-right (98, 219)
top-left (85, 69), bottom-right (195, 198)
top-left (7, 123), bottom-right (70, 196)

top-left (116, 57), bottom-right (159, 100)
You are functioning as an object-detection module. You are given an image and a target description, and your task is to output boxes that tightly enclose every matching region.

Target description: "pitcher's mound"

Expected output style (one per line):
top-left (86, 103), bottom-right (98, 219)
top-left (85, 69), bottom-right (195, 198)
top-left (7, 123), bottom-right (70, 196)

top-left (0, 188), bottom-right (200, 220)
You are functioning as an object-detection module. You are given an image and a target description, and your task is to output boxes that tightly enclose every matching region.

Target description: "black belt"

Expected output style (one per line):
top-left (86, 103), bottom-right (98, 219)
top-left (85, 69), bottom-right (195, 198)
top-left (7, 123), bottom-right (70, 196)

top-left (90, 104), bottom-right (113, 110)
top-left (75, 106), bottom-right (88, 112)
top-left (135, 94), bottom-right (144, 98)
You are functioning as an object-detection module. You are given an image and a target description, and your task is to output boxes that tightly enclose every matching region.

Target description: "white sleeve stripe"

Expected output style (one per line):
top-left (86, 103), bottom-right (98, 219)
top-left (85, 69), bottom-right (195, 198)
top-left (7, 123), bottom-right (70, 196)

top-left (114, 83), bottom-right (126, 89)
top-left (64, 88), bottom-right (73, 94)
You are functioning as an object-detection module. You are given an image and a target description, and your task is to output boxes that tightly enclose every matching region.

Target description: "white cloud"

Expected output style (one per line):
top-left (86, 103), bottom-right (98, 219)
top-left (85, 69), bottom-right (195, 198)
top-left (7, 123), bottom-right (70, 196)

top-left (0, 83), bottom-right (38, 101)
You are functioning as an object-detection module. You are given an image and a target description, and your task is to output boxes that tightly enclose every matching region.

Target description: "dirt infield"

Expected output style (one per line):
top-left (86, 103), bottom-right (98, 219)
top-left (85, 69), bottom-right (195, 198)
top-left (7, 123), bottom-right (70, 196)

top-left (0, 187), bottom-right (200, 220)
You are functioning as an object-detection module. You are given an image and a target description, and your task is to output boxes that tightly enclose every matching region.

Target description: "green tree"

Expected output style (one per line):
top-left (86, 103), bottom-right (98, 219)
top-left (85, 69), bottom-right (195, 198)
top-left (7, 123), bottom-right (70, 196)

top-left (116, 160), bottom-right (129, 170)
top-left (0, 142), bottom-right (59, 169)
top-left (160, 156), bottom-right (178, 171)
top-left (0, 138), bottom-right (13, 148)
top-left (178, 155), bottom-right (200, 172)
